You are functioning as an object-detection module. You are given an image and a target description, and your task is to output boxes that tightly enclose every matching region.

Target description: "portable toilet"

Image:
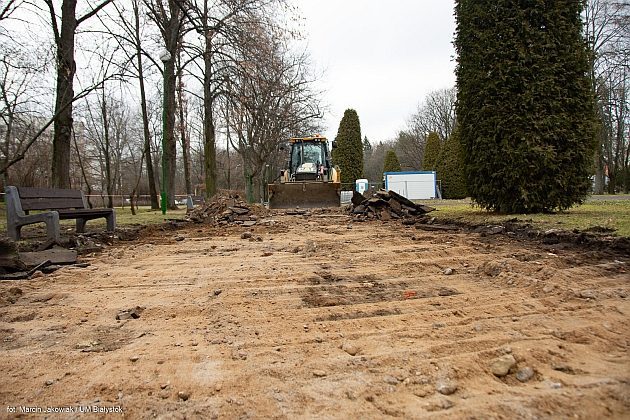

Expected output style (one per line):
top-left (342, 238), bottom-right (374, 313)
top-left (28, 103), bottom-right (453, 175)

top-left (355, 179), bottom-right (369, 194)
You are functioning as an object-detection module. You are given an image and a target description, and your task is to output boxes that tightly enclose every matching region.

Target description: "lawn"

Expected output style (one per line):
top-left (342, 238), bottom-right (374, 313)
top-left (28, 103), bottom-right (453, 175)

top-left (0, 205), bottom-right (188, 234)
top-left (1, 197), bottom-right (629, 238)
top-left (421, 198), bottom-right (630, 237)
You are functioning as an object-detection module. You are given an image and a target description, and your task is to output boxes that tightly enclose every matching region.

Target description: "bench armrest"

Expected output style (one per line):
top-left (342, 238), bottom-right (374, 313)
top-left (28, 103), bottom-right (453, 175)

top-left (5, 186), bottom-right (25, 217)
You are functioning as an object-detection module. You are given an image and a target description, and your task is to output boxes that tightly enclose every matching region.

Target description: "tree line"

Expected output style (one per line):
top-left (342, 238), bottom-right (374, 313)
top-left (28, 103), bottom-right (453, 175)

top-left (0, 0), bottom-right (322, 208)
top-left (337, 0), bottom-right (628, 205)
top-left (1, 1), bottom-right (626, 211)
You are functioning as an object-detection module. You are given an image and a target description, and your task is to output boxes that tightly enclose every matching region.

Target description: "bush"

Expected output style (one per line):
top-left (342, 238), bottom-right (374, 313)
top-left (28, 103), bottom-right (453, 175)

top-left (333, 109), bottom-right (363, 185)
top-left (422, 132), bottom-right (441, 171)
top-left (454, 1), bottom-right (596, 213)
top-left (383, 150), bottom-right (402, 173)
top-left (436, 130), bottom-right (467, 199)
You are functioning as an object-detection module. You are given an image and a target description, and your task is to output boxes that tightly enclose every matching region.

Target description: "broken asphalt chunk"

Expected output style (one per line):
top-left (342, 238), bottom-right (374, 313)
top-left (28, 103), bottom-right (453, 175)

top-left (116, 306), bottom-right (145, 320)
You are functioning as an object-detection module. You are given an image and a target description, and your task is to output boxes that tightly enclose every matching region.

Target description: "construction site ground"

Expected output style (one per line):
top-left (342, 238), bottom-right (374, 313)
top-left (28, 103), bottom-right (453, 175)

top-left (0, 211), bottom-right (628, 419)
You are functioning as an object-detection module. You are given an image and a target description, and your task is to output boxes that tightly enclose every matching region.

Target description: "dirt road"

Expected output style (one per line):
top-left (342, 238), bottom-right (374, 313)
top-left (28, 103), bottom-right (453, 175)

top-left (1, 213), bottom-right (628, 419)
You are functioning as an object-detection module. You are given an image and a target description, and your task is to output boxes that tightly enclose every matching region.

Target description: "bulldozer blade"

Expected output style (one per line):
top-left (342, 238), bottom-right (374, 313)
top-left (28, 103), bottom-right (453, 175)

top-left (268, 182), bottom-right (341, 209)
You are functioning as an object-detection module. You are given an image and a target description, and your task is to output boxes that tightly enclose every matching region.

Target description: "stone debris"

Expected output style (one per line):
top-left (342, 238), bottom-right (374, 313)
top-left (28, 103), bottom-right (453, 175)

top-left (436, 379), bottom-right (458, 396)
top-left (383, 375), bottom-right (400, 385)
top-left (577, 289), bottom-right (597, 299)
top-left (349, 190), bottom-right (435, 221)
top-left (186, 191), bottom-right (267, 226)
top-left (341, 342), bottom-right (360, 356)
top-left (177, 391), bottom-right (191, 401)
top-left (116, 306), bottom-right (145, 320)
top-left (516, 366), bottom-right (535, 382)
top-left (489, 354), bottom-right (517, 377)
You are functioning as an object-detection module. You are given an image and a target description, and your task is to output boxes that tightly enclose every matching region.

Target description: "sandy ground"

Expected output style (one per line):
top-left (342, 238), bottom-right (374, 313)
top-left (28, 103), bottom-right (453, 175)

top-left (0, 213), bottom-right (629, 419)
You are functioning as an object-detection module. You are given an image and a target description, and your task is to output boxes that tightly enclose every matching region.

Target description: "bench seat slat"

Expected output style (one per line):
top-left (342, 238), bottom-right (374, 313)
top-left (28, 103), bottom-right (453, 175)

top-left (21, 198), bottom-right (85, 211)
top-left (17, 187), bottom-right (83, 199)
top-left (58, 209), bottom-right (114, 219)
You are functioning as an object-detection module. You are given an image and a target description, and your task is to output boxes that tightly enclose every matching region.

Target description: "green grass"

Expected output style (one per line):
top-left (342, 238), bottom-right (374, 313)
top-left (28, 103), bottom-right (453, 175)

top-left (111, 206), bottom-right (188, 226)
top-left (1, 198), bottom-right (629, 238)
top-left (419, 199), bottom-right (630, 237)
top-left (0, 204), bottom-right (188, 233)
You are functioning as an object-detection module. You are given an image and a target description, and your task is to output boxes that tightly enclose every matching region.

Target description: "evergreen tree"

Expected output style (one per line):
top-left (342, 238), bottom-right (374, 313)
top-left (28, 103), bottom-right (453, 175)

top-left (455, 1), bottom-right (596, 213)
top-left (383, 150), bottom-right (401, 173)
top-left (436, 130), bottom-right (467, 199)
top-left (333, 109), bottom-right (363, 185)
top-left (422, 132), bottom-right (441, 171)
top-left (363, 136), bottom-right (373, 156)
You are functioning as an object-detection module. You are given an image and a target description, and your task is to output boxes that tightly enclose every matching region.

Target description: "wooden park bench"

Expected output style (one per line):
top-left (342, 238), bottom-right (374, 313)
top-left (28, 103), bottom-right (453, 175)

top-left (5, 186), bottom-right (115, 241)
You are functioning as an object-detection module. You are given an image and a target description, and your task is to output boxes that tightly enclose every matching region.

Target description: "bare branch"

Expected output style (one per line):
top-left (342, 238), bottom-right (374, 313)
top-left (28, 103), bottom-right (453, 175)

top-left (76, 0), bottom-right (114, 26)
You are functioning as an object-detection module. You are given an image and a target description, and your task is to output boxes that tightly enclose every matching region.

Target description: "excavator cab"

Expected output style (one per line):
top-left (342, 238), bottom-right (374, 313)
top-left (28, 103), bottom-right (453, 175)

top-left (268, 135), bottom-right (341, 209)
top-left (290, 139), bottom-right (330, 181)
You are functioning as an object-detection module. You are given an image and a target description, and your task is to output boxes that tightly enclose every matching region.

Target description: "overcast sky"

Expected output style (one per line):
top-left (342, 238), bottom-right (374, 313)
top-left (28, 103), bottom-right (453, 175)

top-left (297, 0), bottom-right (457, 144)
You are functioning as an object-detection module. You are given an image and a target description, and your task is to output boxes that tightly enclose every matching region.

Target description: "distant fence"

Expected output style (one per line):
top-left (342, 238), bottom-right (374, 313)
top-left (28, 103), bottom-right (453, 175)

top-left (0, 193), bottom-right (201, 208)
top-left (84, 195), bottom-right (205, 208)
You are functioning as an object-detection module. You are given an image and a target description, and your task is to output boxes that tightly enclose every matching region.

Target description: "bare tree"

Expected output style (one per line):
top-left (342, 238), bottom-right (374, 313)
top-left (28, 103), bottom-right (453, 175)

top-left (176, 50), bottom-right (193, 195)
top-left (395, 87), bottom-right (457, 173)
top-left (395, 130), bottom-right (424, 170)
top-left (144, 0), bottom-right (185, 209)
top-left (407, 87), bottom-right (456, 143)
top-left (83, 87), bottom-right (132, 208)
top-left (0, 47), bottom-right (44, 188)
top-left (584, 0), bottom-right (629, 193)
top-left (100, 0), bottom-right (162, 209)
top-left (44, 0), bottom-right (114, 188)
top-left (176, 0), bottom-right (279, 199)
top-left (225, 23), bottom-right (322, 201)
top-left (363, 139), bottom-right (396, 184)
top-left (0, 0), bottom-right (24, 23)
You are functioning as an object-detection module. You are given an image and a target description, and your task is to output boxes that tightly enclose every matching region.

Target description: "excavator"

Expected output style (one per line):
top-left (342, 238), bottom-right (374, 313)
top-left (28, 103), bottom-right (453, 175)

top-left (267, 135), bottom-right (341, 209)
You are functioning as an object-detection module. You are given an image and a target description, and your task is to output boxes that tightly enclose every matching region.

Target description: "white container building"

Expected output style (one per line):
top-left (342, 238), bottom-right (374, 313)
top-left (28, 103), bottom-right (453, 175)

top-left (384, 171), bottom-right (438, 200)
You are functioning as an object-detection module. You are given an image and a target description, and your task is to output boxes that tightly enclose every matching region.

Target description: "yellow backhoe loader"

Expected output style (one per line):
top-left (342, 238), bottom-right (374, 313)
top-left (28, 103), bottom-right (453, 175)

top-left (267, 135), bottom-right (341, 209)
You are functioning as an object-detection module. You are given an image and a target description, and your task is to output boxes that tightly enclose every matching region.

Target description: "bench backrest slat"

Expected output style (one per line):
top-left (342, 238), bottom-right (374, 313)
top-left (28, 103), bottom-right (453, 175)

top-left (17, 187), bottom-right (86, 211)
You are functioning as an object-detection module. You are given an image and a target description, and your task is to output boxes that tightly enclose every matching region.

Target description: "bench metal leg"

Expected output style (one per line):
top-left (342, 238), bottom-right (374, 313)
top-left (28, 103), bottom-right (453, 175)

top-left (7, 214), bottom-right (59, 242)
top-left (45, 213), bottom-right (60, 242)
top-left (76, 218), bottom-right (87, 233)
top-left (7, 223), bottom-right (21, 241)
top-left (106, 212), bottom-right (116, 232)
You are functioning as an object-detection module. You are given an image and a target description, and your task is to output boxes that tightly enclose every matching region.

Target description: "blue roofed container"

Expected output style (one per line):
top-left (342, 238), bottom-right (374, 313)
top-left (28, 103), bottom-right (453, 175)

top-left (384, 171), bottom-right (437, 200)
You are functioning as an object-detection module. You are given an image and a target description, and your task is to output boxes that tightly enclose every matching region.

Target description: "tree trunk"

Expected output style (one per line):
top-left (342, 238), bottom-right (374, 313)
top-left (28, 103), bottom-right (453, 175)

top-left (226, 135), bottom-right (231, 190)
top-left (100, 89), bottom-right (113, 208)
top-left (593, 147), bottom-right (605, 194)
top-left (245, 171), bottom-right (254, 203)
top-left (72, 130), bottom-right (92, 207)
top-left (130, 192), bottom-right (137, 215)
top-left (177, 58), bottom-right (192, 195)
top-left (161, 0), bottom-right (180, 210)
top-left (203, 4), bottom-right (217, 199)
top-left (163, 56), bottom-right (177, 209)
top-left (134, 1), bottom-right (159, 210)
top-left (51, 0), bottom-right (78, 189)
top-left (2, 110), bottom-right (13, 191)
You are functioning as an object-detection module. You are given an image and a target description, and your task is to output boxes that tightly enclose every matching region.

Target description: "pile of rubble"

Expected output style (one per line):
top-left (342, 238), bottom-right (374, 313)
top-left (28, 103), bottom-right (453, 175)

top-left (0, 236), bottom-right (85, 280)
top-left (186, 192), bottom-right (267, 227)
top-left (350, 190), bottom-right (435, 221)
